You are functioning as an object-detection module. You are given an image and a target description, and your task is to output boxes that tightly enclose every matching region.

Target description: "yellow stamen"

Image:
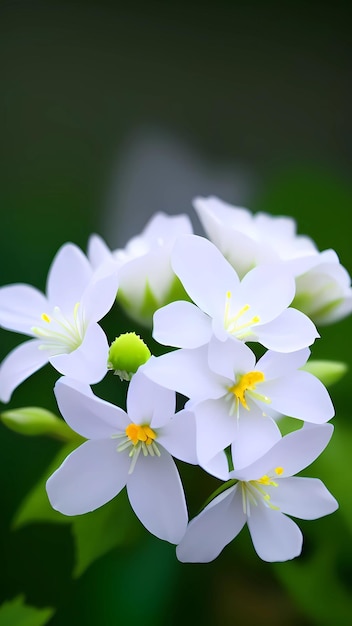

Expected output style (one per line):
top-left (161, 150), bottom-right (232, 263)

top-left (41, 313), bottom-right (51, 323)
top-left (228, 371), bottom-right (265, 410)
top-left (125, 423), bottom-right (157, 446)
top-left (257, 474), bottom-right (278, 487)
top-left (224, 293), bottom-right (261, 337)
top-left (275, 466), bottom-right (284, 476)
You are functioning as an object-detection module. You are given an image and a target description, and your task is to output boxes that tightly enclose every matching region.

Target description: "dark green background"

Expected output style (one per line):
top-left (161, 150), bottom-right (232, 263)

top-left (0, 2), bottom-right (351, 624)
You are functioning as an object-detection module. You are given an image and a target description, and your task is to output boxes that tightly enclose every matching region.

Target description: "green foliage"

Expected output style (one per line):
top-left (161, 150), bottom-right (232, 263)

top-left (12, 443), bottom-right (80, 529)
top-left (12, 442), bottom-right (142, 578)
top-left (274, 419), bottom-right (352, 624)
top-left (71, 490), bottom-right (142, 577)
top-left (0, 595), bottom-right (54, 626)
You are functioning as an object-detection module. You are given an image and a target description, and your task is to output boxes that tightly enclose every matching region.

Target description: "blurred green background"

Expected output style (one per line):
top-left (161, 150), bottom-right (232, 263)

top-left (0, 1), bottom-right (351, 625)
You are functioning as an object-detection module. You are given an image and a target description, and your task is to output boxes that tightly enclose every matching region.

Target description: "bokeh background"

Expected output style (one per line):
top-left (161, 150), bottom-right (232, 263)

top-left (0, 1), bottom-right (351, 624)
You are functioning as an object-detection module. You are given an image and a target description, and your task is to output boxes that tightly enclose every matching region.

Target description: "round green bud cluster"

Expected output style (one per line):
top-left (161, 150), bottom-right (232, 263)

top-left (107, 332), bottom-right (151, 381)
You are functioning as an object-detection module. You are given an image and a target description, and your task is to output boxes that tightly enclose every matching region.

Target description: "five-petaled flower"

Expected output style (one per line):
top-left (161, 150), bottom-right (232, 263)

top-left (46, 371), bottom-right (197, 544)
top-left (153, 234), bottom-right (319, 353)
top-left (176, 424), bottom-right (338, 563)
top-left (0, 243), bottom-right (118, 402)
top-left (143, 338), bottom-right (334, 472)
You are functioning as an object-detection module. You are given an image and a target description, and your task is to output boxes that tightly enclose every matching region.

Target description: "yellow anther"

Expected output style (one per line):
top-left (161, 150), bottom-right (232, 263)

top-left (125, 423), bottom-right (157, 446)
top-left (41, 313), bottom-right (51, 323)
top-left (257, 475), bottom-right (278, 487)
top-left (275, 466), bottom-right (284, 476)
top-left (237, 304), bottom-right (250, 315)
top-left (251, 315), bottom-right (260, 324)
top-left (224, 293), bottom-right (261, 338)
top-left (228, 371), bottom-right (265, 410)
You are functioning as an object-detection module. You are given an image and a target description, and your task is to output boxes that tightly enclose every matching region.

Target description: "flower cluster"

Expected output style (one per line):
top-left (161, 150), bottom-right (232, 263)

top-left (1, 196), bottom-right (349, 563)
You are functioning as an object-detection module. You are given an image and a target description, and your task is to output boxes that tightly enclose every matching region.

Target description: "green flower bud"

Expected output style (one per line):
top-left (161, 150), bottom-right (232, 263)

top-left (108, 332), bottom-right (151, 381)
top-left (301, 359), bottom-right (348, 387)
top-left (1, 407), bottom-right (80, 441)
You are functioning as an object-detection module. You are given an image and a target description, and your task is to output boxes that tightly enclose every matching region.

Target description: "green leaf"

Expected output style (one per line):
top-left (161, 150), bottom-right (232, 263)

top-left (274, 519), bottom-right (352, 626)
top-left (1, 407), bottom-right (80, 441)
top-left (0, 595), bottom-right (54, 626)
top-left (274, 418), bottom-right (352, 625)
top-left (72, 489), bottom-right (141, 577)
top-left (301, 360), bottom-right (348, 387)
top-left (311, 419), bottom-right (352, 536)
top-left (12, 442), bottom-right (81, 529)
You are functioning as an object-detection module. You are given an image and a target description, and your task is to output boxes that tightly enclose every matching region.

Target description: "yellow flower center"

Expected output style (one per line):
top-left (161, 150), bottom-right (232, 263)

top-left (31, 303), bottom-right (84, 353)
top-left (228, 371), bottom-right (266, 410)
top-left (125, 423), bottom-right (157, 446)
top-left (241, 467), bottom-right (284, 515)
top-left (114, 422), bottom-right (160, 474)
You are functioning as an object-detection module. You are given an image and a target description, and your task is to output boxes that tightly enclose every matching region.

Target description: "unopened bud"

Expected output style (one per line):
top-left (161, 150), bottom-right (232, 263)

top-left (302, 359), bottom-right (348, 387)
top-left (108, 332), bottom-right (151, 381)
top-left (1, 407), bottom-right (79, 441)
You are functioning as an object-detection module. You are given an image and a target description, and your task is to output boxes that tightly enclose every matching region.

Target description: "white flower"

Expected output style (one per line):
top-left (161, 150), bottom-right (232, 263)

top-left (153, 234), bottom-right (319, 352)
top-left (0, 243), bottom-right (118, 402)
top-left (290, 249), bottom-right (352, 325)
top-left (194, 195), bottom-right (317, 278)
top-left (176, 423), bottom-right (338, 563)
top-left (88, 212), bottom-right (193, 327)
top-left (46, 371), bottom-right (197, 544)
top-left (194, 196), bottom-right (352, 325)
top-left (144, 338), bottom-right (334, 471)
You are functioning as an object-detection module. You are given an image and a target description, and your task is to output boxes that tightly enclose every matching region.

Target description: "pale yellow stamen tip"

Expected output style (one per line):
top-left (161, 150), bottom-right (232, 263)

top-left (125, 423), bottom-right (157, 446)
top-left (257, 474), bottom-right (278, 488)
top-left (228, 371), bottom-right (265, 410)
top-left (41, 313), bottom-right (51, 323)
top-left (275, 466), bottom-right (284, 476)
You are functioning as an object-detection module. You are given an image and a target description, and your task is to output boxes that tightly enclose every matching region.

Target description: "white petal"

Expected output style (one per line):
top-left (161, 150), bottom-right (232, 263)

top-left (46, 243), bottom-right (92, 312)
top-left (256, 348), bottom-right (310, 379)
top-left (127, 452), bottom-right (188, 544)
top-left (50, 323), bottom-right (109, 384)
top-left (54, 377), bottom-right (129, 439)
top-left (118, 251), bottom-right (172, 304)
top-left (195, 399), bottom-right (236, 466)
top-left (240, 264), bottom-right (296, 321)
top-left (257, 308), bottom-right (319, 352)
top-left (234, 423), bottom-right (334, 481)
top-left (200, 449), bottom-right (231, 480)
top-left (232, 412), bottom-right (282, 469)
top-left (46, 438), bottom-right (130, 515)
top-left (171, 235), bottom-right (240, 318)
top-left (262, 370), bottom-right (334, 423)
top-left (269, 477), bottom-right (338, 519)
top-left (176, 484), bottom-right (246, 563)
top-left (0, 339), bottom-right (49, 402)
top-left (144, 211), bottom-right (193, 241)
top-left (153, 300), bottom-right (211, 348)
top-left (143, 348), bottom-right (224, 402)
top-left (87, 233), bottom-right (114, 270)
top-left (247, 503), bottom-right (303, 562)
top-left (158, 409), bottom-right (198, 464)
top-left (208, 336), bottom-right (255, 380)
top-left (0, 284), bottom-right (48, 334)
top-left (127, 370), bottom-right (175, 428)
top-left (81, 261), bottom-right (119, 323)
